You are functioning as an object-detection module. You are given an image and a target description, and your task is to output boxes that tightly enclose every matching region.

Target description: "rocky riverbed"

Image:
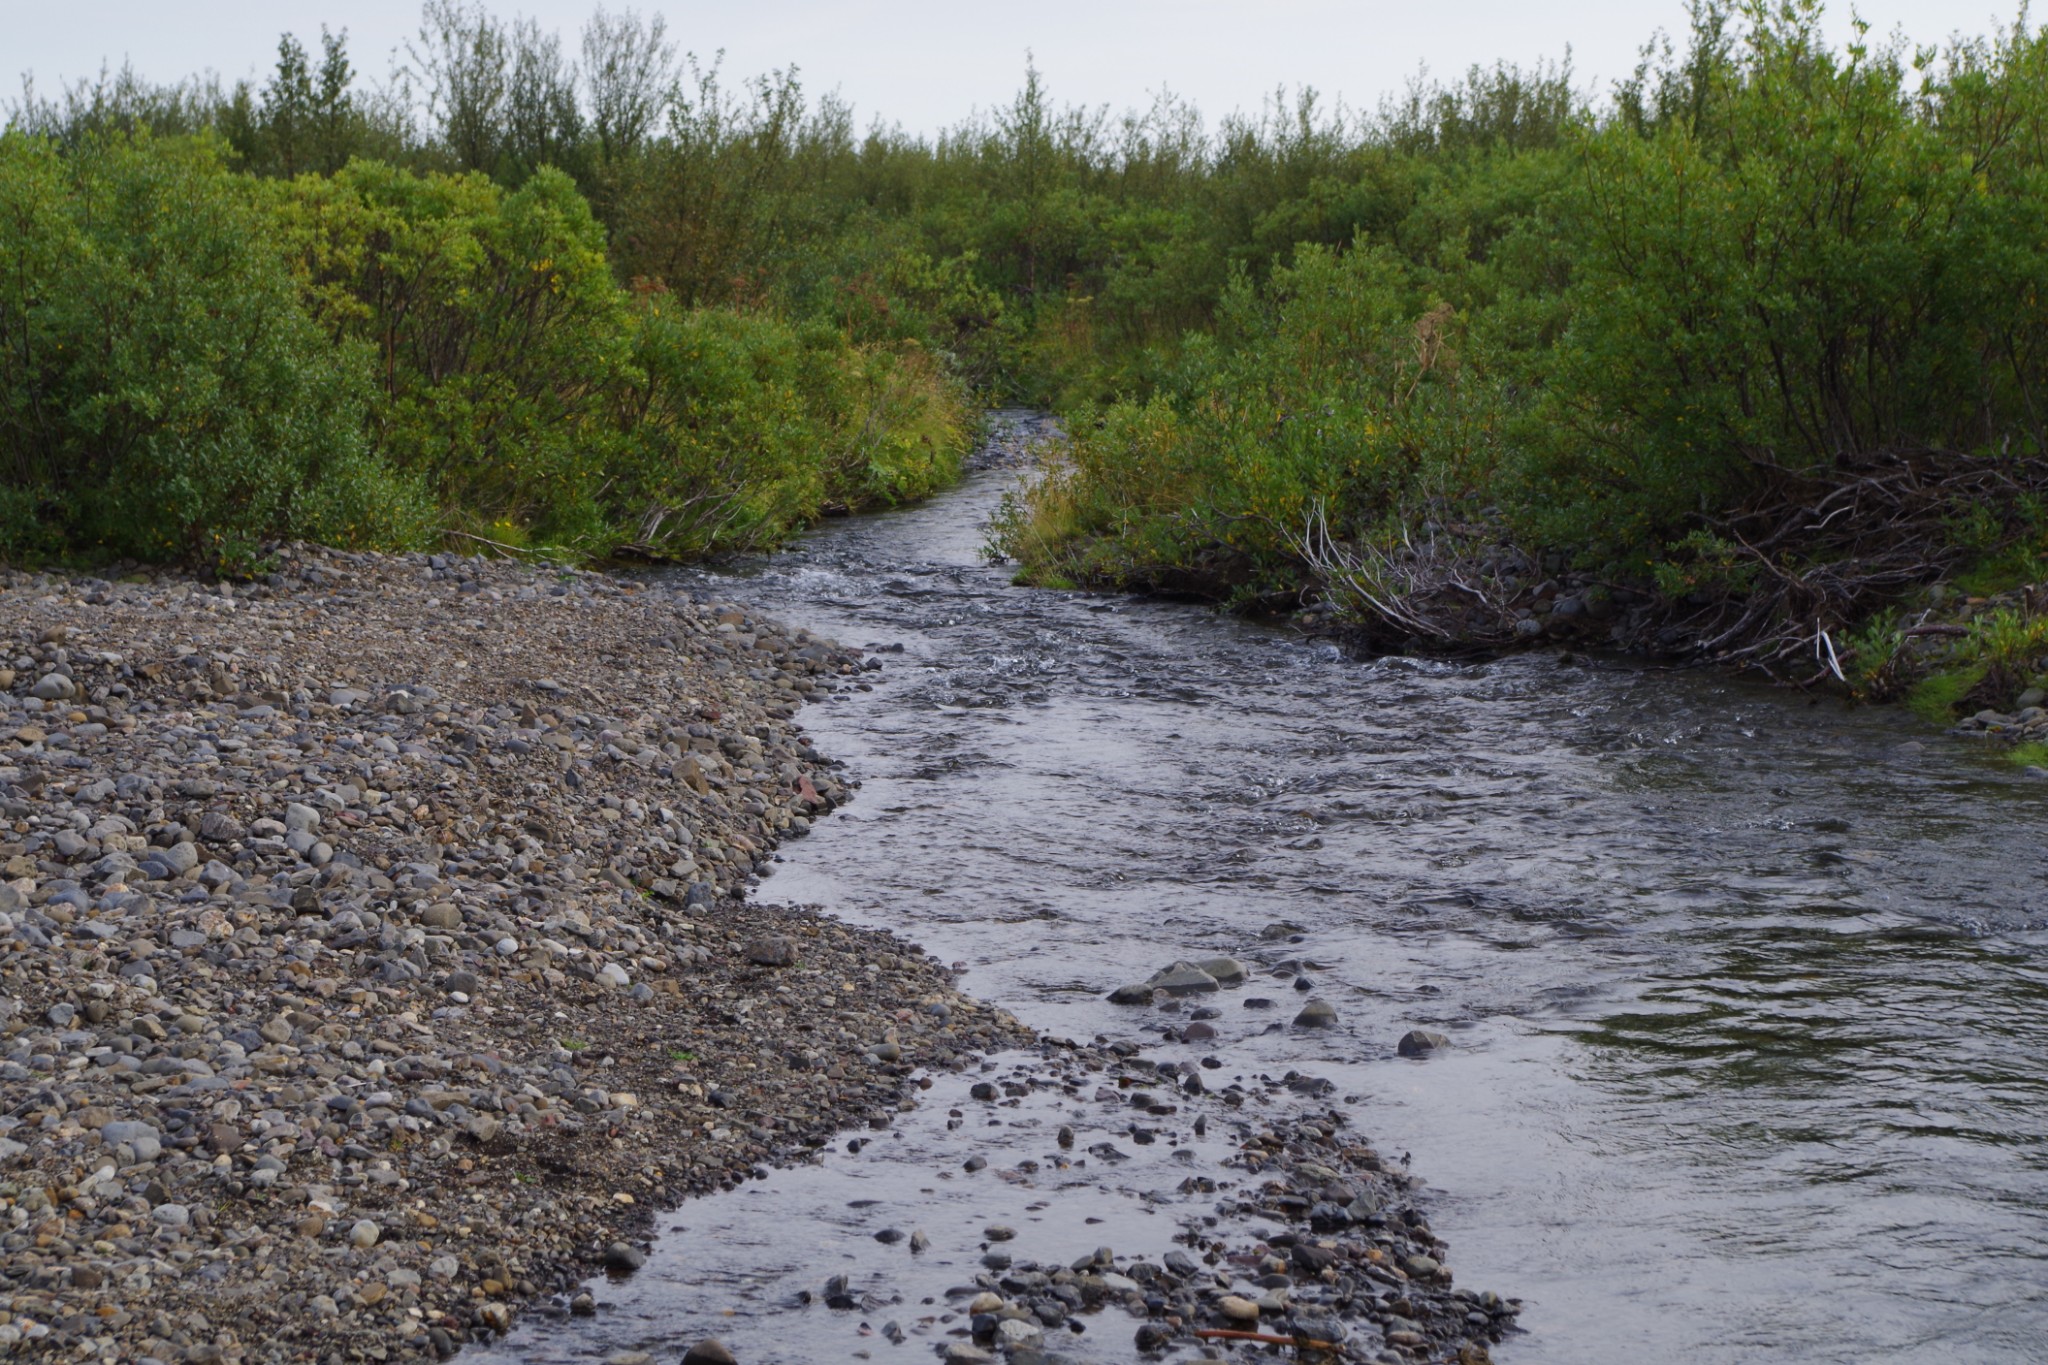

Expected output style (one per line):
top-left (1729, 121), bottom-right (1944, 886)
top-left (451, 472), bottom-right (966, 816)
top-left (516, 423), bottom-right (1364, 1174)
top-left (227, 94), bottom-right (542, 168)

top-left (0, 546), bottom-right (1027, 1362)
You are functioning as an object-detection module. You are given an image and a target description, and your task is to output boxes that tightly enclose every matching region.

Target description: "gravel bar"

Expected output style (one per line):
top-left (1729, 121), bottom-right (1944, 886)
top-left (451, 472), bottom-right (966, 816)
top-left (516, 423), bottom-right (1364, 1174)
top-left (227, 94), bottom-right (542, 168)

top-left (0, 545), bottom-right (1027, 1362)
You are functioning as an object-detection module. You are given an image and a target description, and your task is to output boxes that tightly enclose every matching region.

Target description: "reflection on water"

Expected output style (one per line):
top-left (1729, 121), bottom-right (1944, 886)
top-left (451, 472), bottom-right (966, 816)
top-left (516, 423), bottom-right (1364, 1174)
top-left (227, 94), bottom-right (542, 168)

top-left (580, 415), bottom-right (2048, 1362)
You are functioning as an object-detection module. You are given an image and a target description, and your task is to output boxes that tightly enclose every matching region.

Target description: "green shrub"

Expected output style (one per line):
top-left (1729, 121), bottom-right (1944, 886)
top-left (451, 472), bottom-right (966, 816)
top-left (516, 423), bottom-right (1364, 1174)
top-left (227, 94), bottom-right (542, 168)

top-left (0, 130), bottom-right (427, 566)
top-left (1515, 3), bottom-right (2048, 566)
top-left (270, 160), bottom-right (629, 546)
top-left (1007, 241), bottom-right (1503, 598)
top-left (606, 299), bottom-right (825, 557)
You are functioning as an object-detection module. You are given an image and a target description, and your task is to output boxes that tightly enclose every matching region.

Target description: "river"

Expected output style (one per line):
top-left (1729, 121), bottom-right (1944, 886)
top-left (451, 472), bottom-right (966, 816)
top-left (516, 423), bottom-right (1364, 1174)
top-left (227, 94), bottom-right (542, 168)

top-left (486, 414), bottom-right (2048, 1364)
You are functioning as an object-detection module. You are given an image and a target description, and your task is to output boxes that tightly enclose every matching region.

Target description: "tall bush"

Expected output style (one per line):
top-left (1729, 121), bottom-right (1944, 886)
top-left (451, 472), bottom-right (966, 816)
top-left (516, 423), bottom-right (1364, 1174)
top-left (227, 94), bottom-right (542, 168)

top-left (0, 131), bottom-right (427, 564)
top-left (271, 160), bottom-right (630, 544)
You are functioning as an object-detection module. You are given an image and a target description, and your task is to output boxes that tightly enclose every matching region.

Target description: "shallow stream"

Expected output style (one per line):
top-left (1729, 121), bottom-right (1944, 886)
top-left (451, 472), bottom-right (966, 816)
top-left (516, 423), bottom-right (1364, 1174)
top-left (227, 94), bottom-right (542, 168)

top-left (488, 415), bottom-right (2048, 1364)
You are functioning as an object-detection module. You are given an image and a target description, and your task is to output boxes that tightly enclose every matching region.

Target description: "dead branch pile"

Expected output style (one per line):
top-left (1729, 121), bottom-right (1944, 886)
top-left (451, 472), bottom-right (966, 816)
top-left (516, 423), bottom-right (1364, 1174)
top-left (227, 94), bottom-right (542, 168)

top-left (1656, 446), bottom-right (2048, 683)
top-left (1291, 445), bottom-right (2048, 683)
top-left (1290, 500), bottom-right (1527, 650)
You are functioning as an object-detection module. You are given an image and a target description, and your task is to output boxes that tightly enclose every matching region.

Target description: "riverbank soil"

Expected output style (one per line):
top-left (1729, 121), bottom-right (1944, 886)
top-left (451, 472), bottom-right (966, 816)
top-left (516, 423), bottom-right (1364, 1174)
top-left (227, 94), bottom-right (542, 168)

top-left (0, 547), bottom-right (1025, 1361)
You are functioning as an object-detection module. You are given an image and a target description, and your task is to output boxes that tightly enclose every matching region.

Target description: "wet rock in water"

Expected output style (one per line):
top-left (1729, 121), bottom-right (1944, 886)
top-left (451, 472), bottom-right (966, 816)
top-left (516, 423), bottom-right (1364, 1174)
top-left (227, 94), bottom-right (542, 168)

top-left (1146, 960), bottom-right (1221, 995)
top-left (1107, 981), bottom-right (1156, 1005)
top-left (994, 1318), bottom-right (1041, 1347)
top-left (747, 934), bottom-right (797, 967)
top-left (604, 1241), bottom-right (648, 1272)
top-left (943, 1344), bottom-right (995, 1364)
top-left (681, 1339), bottom-right (738, 1365)
top-left (1195, 956), bottom-right (1249, 985)
top-left (985, 1224), bottom-right (1017, 1241)
top-left (1294, 998), bottom-right (1338, 1028)
top-left (1399, 1028), bottom-right (1451, 1056)
top-left (874, 1227), bottom-right (905, 1244)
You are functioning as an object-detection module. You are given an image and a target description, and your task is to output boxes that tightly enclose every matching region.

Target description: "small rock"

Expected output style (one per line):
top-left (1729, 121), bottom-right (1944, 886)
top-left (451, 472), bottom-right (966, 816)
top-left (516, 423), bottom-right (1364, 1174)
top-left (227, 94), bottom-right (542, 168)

top-left (1294, 998), bottom-right (1338, 1028)
top-left (746, 935), bottom-right (796, 967)
top-left (348, 1219), bottom-right (380, 1249)
top-left (1147, 961), bottom-right (1221, 995)
top-left (1398, 1029), bottom-right (1450, 1057)
top-left (1218, 1294), bottom-right (1261, 1321)
top-left (604, 1242), bottom-right (647, 1272)
top-left (681, 1339), bottom-right (738, 1365)
top-left (995, 1318), bottom-right (1041, 1346)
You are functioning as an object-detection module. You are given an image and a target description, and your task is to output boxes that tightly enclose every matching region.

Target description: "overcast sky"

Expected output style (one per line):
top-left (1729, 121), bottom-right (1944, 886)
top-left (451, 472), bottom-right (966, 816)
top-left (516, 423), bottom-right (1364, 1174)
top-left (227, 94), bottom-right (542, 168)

top-left (8, 1), bottom-right (2021, 137)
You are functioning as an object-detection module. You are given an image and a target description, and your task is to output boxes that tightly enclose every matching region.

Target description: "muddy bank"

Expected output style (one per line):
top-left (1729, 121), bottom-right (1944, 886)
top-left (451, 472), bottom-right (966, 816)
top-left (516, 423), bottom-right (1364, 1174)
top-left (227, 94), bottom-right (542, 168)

top-left (0, 545), bottom-right (1026, 1362)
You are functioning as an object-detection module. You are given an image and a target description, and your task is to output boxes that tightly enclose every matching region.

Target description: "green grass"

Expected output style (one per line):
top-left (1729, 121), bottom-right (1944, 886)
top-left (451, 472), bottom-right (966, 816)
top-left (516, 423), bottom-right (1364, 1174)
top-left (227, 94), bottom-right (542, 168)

top-left (666, 1047), bottom-right (696, 1062)
top-left (560, 1037), bottom-right (587, 1052)
top-left (1906, 666), bottom-right (1987, 725)
top-left (2005, 741), bottom-right (2048, 769)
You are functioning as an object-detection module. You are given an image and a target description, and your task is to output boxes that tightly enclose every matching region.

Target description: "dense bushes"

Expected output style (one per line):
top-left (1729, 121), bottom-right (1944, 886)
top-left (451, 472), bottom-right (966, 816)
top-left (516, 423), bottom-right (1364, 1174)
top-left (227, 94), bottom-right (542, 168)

top-left (0, 132), bottom-right (428, 565)
top-left (10, 0), bottom-right (2047, 689)
top-left (274, 160), bottom-right (631, 543)
top-left (1514, 10), bottom-right (2048, 561)
top-left (1003, 2), bottom-right (2048, 683)
top-left (0, 130), bottom-right (969, 568)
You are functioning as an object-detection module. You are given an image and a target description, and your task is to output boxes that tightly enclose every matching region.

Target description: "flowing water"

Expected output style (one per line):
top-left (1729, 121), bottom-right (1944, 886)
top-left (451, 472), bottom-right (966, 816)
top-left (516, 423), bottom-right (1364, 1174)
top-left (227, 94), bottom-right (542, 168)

top-left (489, 416), bottom-right (2048, 1364)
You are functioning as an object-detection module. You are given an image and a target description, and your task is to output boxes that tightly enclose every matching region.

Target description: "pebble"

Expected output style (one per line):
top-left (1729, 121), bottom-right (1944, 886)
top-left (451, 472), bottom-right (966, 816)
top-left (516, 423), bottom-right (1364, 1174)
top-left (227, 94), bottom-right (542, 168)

top-left (681, 1338), bottom-right (737, 1365)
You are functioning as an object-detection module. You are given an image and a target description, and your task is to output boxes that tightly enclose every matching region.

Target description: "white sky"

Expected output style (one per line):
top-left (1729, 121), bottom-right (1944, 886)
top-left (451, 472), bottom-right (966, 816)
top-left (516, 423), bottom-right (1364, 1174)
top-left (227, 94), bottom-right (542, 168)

top-left (6, 1), bottom-right (2020, 137)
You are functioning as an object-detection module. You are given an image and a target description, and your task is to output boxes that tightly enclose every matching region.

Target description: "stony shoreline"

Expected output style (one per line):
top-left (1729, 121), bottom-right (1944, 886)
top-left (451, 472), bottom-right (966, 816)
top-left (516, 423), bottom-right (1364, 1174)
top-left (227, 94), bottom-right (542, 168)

top-left (0, 546), bottom-right (1027, 1362)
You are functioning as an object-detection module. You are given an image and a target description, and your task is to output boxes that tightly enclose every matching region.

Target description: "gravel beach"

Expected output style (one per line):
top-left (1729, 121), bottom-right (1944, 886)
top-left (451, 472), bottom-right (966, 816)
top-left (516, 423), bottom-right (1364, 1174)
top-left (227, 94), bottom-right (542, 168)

top-left (0, 545), bottom-right (1026, 1362)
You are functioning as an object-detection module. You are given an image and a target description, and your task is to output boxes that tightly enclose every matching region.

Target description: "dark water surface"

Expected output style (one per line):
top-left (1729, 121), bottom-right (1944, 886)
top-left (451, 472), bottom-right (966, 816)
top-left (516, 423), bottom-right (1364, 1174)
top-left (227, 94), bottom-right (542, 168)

top-left (489, 418), bottom-right (2048, 1364)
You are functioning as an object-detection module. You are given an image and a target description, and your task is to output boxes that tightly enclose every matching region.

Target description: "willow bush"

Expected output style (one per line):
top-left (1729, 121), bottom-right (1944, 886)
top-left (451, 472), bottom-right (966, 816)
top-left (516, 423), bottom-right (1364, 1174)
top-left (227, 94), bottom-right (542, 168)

top-left (0, 131), bottom-right (429, 567)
